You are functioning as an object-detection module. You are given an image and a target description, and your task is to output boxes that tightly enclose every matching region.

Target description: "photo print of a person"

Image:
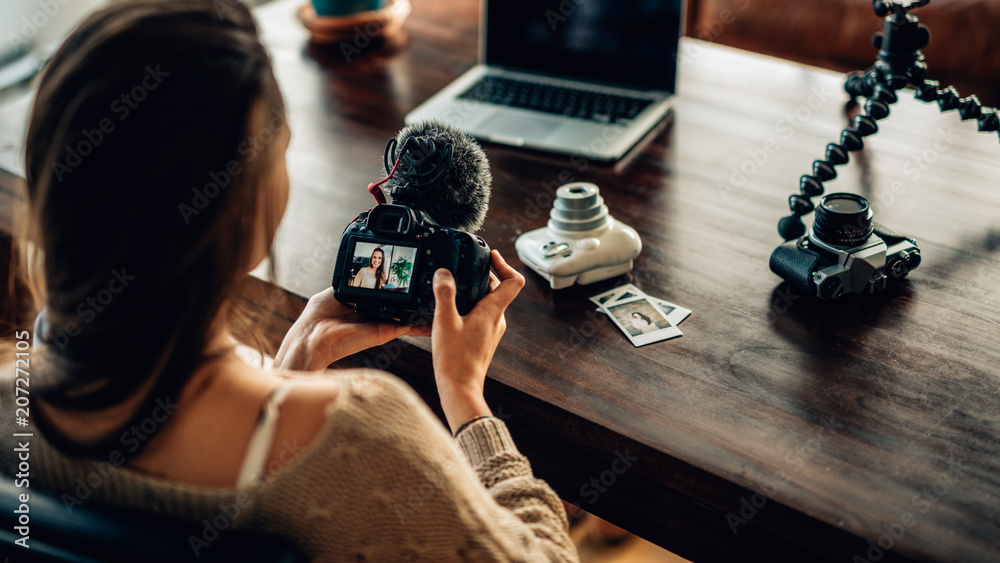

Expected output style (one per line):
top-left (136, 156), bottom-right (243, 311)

top-left (630, 311), bottom-right (657, 334)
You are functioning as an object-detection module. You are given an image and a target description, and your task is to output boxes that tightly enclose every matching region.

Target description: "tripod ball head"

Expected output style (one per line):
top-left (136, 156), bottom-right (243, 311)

top-left (868, 0), bottom-right (931, 88)
top-left (873, 0), bottom-right (929, 18)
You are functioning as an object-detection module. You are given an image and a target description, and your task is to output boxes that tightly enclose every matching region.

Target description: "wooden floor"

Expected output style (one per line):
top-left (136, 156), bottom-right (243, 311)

top-left (570, 514), bottom-right (691, 563)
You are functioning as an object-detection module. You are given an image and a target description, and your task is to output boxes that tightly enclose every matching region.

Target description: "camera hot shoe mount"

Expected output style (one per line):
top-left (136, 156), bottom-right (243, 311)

top-left (776, 0), bottom-right (1000, 243)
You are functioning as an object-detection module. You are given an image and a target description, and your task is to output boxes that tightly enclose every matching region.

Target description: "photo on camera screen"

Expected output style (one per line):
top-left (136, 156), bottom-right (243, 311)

top-left (348, 242), bottom-right (418, 293)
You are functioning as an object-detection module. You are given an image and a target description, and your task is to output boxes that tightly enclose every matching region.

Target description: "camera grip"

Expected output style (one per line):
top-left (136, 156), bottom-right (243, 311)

top-left (769, 240), bottom-right (822, 297)
top-left (872, 222), bottom-right (914, 245)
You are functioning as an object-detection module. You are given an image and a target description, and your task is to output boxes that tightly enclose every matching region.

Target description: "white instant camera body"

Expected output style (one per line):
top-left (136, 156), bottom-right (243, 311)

top-left (515, 183), bottom-right (641, 289)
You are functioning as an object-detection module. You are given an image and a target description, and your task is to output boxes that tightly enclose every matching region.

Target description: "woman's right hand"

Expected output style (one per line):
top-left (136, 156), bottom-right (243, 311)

top-left (431, 250), bottom-right (524, 433)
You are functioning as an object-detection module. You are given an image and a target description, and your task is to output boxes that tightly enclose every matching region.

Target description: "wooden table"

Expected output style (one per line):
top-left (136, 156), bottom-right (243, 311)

top-left (3, 0), bottom-right (999, 561)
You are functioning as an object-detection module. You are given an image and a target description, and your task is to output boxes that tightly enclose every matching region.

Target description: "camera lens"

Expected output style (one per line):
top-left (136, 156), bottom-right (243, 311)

top-left (548, 183), bottom-right (611, 233)
top-left (813, 193), bottom-right (874, 247)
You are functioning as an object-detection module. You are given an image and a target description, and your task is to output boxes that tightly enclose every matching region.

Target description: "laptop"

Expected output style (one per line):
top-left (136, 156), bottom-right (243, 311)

top-left (405, 0), bottom-right (683, 162)
top-left (0, 0), bottom-right (109, 176)
top-left (0, 0), bottom-right (110, 93)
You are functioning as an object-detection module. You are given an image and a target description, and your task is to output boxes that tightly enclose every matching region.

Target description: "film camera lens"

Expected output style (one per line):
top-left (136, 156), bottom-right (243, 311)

top-left (770, 190), bottom-right (920, 300)
top-left (548, 183), bottom-right (611, 233)
top-left (813, 193), bottom-right (874, 247)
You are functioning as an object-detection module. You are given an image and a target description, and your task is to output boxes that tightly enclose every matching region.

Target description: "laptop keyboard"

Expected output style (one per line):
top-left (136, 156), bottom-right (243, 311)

top-left (457, 76), bottom-right (653, 125)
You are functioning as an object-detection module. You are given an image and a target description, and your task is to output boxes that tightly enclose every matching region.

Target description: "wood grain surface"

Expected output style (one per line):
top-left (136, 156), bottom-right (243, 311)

top-left (2, 0), bottom-right (998, 561)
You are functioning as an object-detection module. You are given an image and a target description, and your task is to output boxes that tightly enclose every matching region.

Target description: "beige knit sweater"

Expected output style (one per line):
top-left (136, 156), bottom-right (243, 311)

top-left (0, 369), bottom-right (579, 561)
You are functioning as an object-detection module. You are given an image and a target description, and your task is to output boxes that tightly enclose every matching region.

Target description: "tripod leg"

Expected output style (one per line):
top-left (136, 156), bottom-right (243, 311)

top-left (777, 81), bottom-right (900, 241)
top-left (913, 77), bottom-right (1000, 142)
top-left (844, 68), bottom-right (877, 116)
top-left (845, 68), bottom-right (877, 100)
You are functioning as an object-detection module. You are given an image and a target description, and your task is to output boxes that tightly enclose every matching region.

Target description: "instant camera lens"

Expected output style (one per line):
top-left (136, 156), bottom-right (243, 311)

top-left (813, 193), bottom-right (874, 247)
top-left (548, 183), bottom-right (611, 233)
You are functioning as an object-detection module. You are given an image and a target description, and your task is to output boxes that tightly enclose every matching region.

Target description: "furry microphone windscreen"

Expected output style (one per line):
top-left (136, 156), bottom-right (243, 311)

top-left (387, 119), bottom-right (492, 233)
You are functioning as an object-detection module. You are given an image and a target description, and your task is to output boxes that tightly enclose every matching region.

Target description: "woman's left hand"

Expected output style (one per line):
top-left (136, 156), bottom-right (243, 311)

top-left (274, 287), bottom-right (430, 371)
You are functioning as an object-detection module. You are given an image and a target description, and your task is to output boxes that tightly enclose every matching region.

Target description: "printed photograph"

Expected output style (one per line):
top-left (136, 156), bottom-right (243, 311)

top-left (589, 283), bottom-right (642, 308)
top-left (651, 298), bottom-right (691, 326)
top-left (603, 296), bottom-right (682, 347)
top-left (607, 299), bottom-right (672, 336)
top-left (590, 286), bottom-right (624, 307)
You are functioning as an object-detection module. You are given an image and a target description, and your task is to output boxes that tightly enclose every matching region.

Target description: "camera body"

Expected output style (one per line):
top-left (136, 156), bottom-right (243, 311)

top-left (516, 183), bottom-right (641, 289)
top-left (332, 204), bottom-right (492, 323)
top-left (770, 193), bottom-right (920, 299)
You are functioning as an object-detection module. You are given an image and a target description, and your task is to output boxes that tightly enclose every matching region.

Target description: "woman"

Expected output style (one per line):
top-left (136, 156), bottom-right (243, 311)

top-left (0, 1), bottom-right (577, 560)
top-left (350, 247), bottom-right (388, 289)
top-left (630, 311), bottom-right (657, 334)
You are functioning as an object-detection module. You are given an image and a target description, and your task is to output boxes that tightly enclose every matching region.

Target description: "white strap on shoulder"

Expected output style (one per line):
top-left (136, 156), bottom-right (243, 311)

top-left (234, 380), bottom-right (298, 488)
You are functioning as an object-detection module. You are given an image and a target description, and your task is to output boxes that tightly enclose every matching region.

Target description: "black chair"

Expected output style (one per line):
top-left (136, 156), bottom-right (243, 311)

top-left (0, 477), bottom-right (306, 562)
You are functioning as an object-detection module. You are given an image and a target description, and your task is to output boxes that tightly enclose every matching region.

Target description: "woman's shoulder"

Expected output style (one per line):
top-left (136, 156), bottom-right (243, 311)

top-left (246, 368), bottom-right (452, 503)
top-left (278, 368), bottom-right (422, 412)
top-left (265, 368), bottom-right (455, 465)
top-left (280, 368), bottom-right (434, 440)
top-left (265, 368), bottom-right (439, 466)
top-left (323, 368), bottom-right (422, 405)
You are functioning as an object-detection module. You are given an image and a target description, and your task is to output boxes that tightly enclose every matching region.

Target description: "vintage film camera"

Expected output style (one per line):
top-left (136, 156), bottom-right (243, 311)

top-left (332, 130), bottom-right (492, 323)
top-left (770, 193), bottom-right (920, 300)
top-left (770, 0), bottom-right (1000, 300)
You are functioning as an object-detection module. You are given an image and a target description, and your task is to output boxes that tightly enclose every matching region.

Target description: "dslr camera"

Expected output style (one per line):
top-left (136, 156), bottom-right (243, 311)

top-left (332, 135), bottom-right (492, 323)
top-left (770, 193), bottom-right (920, 300)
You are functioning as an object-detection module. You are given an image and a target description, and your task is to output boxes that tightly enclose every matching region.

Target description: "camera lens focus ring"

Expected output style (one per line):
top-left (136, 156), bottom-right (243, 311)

top-left (548, 183), bottom-right (611, 233)
top-left (813, 193), bottom-right (874, 247)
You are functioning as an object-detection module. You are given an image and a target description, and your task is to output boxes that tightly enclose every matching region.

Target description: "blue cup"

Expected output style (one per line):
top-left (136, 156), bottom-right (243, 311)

top-left (311, 0), bottom-right (385, 17)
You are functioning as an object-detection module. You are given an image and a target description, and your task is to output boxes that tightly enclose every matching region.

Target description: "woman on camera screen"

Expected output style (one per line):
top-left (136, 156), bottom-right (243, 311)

top-left (350, 247), bottom-right (389, 290)
top-left (0, 0), bottom-right (577, 560)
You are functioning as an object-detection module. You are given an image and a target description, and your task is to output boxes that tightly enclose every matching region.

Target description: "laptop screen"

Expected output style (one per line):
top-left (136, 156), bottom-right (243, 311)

top-left (484, 0), bottom-right (682, 93)
top-left (0, 0), bottom-right (110, 63)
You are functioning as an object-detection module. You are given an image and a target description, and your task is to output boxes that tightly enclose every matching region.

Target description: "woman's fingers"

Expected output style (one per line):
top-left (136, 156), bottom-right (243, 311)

top-left (408, 323), bottom-right (433, 337)
top-left (491, 249), bottom-right (521, 281)
top-left (488, 270), bottom-right (501, 292)
top-left (432, 269), bottom-right (461, 329)
top-left (482, 251), bottom-right (524, 312)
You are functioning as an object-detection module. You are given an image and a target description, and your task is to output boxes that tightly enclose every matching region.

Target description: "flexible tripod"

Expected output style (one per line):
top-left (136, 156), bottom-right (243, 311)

top-left (777, 0), bottom-right (1000, 242)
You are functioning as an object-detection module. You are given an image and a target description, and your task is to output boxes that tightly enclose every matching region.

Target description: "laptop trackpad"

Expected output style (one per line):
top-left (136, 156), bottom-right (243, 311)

top-left (479, 112), bottom-right (563, 142)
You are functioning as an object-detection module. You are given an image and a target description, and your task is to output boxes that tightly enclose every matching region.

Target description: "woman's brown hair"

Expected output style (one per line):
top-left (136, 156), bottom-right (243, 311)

top-left (22, 0), bottom-right (285, 456)
top-left (371, 247), bottom-right (386, 290)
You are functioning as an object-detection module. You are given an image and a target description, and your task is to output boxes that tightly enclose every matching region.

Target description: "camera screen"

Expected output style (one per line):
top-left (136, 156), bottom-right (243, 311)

top-left (347, 242), bottom-right (419, 293)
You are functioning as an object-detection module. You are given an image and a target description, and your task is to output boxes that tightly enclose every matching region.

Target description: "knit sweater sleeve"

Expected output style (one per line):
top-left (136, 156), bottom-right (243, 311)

top-left (455, 415), bottom-right (579, 561)
top-left (249, 370), bottom-right (579, 562)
